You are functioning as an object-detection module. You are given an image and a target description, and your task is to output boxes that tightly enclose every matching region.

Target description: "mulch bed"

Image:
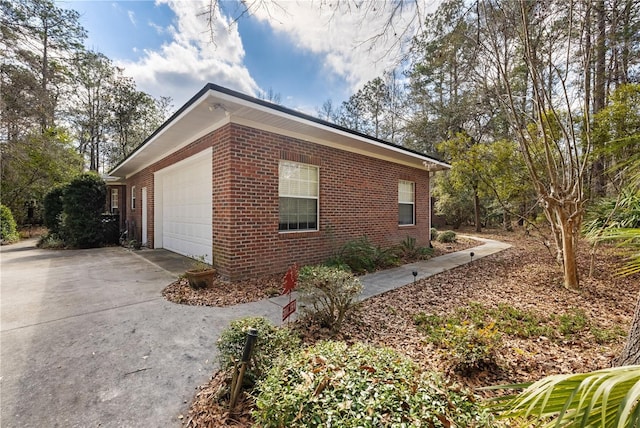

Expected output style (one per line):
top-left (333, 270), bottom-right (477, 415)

top-left (162, 237), bottom-right (477, 307)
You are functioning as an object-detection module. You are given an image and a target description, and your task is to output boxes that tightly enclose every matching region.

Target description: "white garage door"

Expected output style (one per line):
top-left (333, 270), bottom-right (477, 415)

top-left (154, 149), bottom-right (212, 263)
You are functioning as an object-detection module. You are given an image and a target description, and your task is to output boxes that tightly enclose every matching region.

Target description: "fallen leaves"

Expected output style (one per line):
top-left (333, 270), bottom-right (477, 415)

top-left (180, 227), bottom-right (640, 427)
top-left (162, 274), bottom-right (282, 307)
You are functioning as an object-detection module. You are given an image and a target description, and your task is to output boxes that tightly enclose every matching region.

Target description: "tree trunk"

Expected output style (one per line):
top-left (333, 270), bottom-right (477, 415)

top-left (473, 185), bottom-right (482, 233)
top-left (559, 217), bottom-right (580, 290)
top-left (546, 199), bottom-right (581, 290)
top-left (591, 0), bottom-right (607, 197)
top-left (614, 292), bottom-right (640, 366)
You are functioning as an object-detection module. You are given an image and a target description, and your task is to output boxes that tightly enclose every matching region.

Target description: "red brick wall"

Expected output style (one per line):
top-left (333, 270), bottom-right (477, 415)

top-left (125, 122), bottom-right (430, 280)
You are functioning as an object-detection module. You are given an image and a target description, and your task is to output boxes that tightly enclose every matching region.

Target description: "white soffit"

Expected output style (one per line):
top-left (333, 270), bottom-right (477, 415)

top-left (110, 85), bottom-right (450, 178)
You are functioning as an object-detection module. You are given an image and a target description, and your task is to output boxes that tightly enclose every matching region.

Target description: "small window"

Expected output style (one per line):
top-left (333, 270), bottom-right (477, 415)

top-left (279, 160), bottom-right (319, 232)
top-left (111, 188), bottom-right (119, 210)
top-left (131, 186), bottom-right (136, 210)
top-left (398, 180), bottom-right (415, 226)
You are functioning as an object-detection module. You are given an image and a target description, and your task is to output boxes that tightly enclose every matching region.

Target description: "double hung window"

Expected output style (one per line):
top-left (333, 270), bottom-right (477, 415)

top-left (279, 161), bottom-right (318, 231)
top-left (398, 180), bottom-right (415, 225)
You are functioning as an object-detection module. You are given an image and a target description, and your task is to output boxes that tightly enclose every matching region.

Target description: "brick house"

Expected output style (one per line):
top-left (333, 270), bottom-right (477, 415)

top-left (108, 83), bottom-right (449, 281)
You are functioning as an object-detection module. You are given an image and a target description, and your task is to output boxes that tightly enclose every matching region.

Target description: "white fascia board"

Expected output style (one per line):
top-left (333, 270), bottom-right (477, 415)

top-left (211, 89), bottom-right (450, 171)
top-left (110, 91), bottom-right (213, 178)
top-left (120, 116), bottom-right (230, 179)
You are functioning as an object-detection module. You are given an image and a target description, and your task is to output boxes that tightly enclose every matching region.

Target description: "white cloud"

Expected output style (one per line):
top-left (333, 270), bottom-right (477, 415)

top-left (127, 10), bottom-right (136, 26)
top-left (115, 0), bottom-right (438, 112)
top-left (248, 1), bottom-right (438, 93)
top-left (117, 0), bottom-right (259, 109)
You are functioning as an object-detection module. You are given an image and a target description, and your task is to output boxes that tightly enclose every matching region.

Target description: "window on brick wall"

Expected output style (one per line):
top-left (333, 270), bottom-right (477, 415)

top-left (111, 188), bottom-right (119, 212)
top-left (398, 180), bottom-right (415, 226)
top-left (279, 160), bottom-right (318, 231)
top-left (131, 186), bottom-right (136, 210)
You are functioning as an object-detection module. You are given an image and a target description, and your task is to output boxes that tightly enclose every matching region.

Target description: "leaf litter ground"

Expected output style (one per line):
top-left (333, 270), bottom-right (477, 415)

top-left (173, 228), bottom-right (640, 427)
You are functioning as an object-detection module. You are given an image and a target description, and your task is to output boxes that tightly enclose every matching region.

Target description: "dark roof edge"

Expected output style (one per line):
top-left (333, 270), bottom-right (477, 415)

top-left (109, 83), bottom-right (448, 175)
top-left (108, 84), bottom-right (214, 174)
top-left (207, 83), bottom-right (447, 164)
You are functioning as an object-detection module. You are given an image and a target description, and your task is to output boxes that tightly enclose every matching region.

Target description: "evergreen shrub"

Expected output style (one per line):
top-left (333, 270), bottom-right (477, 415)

top-left (216, 317), bottom-right (300, 386)
top-left (254, 340), bottom-right (493, 427)
top-left (43, 186), bottom-right (65, 235)
top-left (437, 230), bottom-right (457, 243)
top-left (61, 172), bottom-right (106, 248)
top-left (0, 204), bottom-right (20, 243)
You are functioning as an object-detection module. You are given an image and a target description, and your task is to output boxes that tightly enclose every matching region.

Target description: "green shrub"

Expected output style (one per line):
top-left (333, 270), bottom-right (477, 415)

top-left (338, 236), bottom-right (398, 273)
top-left (43, 186), bottom-right (65, 235)
top-left (437, 230), bottom-right (457, 243)
top-left (338, 236), bottom-right (376, 273)
top-left (323, 255), bottom-right (353, 272)
top-left (430, 227), bottom-right (439, 240)
top-left (557, 308), bottom-right (589, 336)
top-left (61, 172), bottom-right (107, 248)
top-left (413, 312), bottom-right (448, 343)
top-left (216, 317), bottom-right (300, 386)
top-left (254, 340), bottom-right (493, 427)
top-left (591, 325), bottom-right (626, 344)
top-left (443, 322), bottom-right (502, 371)
top-left (397, 235), bottom-right (433, 261)
top-left (298, 265), bottom-right (363, 333)
top-left (37, 234), bottom-right (65, 249)
top-left (414, 310), bottom-right (501, 371)
top-left (0, 204), bottom-right (19, 243)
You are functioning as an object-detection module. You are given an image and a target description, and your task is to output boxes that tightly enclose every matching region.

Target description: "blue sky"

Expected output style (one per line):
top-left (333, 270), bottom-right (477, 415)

top-left (59, 1), bottom-right (437, 115)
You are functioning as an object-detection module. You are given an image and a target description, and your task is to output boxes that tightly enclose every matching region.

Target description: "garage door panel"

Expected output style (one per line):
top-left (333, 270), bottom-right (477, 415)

top-left (155, 151), bottom-right (212, 263)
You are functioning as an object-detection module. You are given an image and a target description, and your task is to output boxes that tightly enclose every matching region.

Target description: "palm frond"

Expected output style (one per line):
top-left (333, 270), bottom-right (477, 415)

top-left (597, 228), bottom-right (640, 276)
top-left (492, 366), bottom-right (640, 427)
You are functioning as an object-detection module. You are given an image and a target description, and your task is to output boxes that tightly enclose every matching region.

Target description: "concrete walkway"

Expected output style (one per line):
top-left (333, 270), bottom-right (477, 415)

top-left (0, 235), bottom-right (510, 428)
top-left (268, 236), bottom-right (511, 306)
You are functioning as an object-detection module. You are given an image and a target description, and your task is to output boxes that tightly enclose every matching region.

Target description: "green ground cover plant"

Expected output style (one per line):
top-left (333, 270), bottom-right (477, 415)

top-left (254, 340), bottom-right (493, 427)
top-left (216, 317), bottom-right (301, 386)
top-left (414, 303), bottom-right (625, 370)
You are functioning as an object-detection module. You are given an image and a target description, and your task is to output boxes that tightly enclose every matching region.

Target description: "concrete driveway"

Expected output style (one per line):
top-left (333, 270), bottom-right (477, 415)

top-left (0, 239), bottom-right (279, 428)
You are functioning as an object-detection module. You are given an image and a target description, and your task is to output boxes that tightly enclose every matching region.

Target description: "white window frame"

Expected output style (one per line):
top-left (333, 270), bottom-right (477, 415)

top-left (131, 185), bottom-right (136, 210)
top-left (398, 180), bottom-right (415, 226)
top-left (111, 188), bottom-right (119, 210)
top-left (278, 160), bottom-right (319, 232)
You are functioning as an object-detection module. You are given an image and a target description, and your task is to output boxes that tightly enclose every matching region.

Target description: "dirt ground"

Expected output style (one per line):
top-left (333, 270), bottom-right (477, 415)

top-left (174, 227), bottom-right (640, 427)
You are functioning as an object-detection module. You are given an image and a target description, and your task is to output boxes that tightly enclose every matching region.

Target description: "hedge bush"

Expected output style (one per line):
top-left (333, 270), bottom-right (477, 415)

top-left (430, 227), bottom-right (439, 240)
top-left (0, 204), bottom-right (19, 243)
top-left (437, 230), bottom-right (457, 243)
top-left (254, 340), bottom-right (493, 427)
top-left (61, 173), bottom-right (106, 248)
top-left (216, 317), bottom-right (300, 386)
top-left (43, 186), bottom-right (65, 235)
top-left (298, 265), bottom-right (363, 333)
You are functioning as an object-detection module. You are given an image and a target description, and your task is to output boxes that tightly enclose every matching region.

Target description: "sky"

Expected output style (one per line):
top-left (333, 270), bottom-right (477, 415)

top-left (58, 0), bottom-right (440, 116)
